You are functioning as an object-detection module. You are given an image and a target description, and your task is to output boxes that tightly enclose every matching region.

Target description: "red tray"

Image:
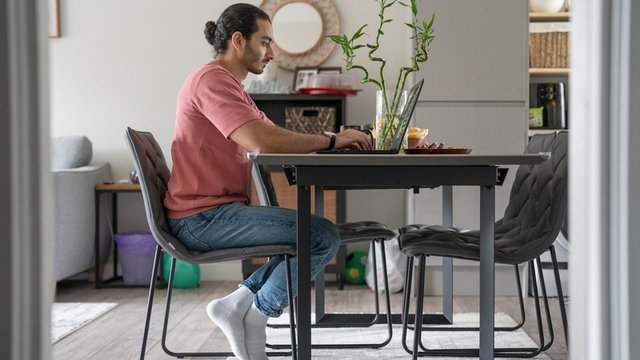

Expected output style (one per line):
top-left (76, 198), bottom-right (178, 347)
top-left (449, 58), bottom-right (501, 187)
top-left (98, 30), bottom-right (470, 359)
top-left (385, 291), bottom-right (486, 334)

top-left (298, 88), bottom-right (360, 95)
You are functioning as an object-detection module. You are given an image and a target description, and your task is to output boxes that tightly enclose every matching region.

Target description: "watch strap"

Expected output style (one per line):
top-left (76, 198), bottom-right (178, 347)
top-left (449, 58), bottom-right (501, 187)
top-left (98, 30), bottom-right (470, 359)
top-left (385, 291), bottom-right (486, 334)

top-left (323, 131), bottom-right (336, 150)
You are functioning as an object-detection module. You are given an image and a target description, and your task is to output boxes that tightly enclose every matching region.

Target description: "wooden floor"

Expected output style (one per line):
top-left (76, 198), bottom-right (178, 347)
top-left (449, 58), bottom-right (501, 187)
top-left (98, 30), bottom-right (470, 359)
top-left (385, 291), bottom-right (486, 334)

top-left (52, 281), bottom-right (567, 360)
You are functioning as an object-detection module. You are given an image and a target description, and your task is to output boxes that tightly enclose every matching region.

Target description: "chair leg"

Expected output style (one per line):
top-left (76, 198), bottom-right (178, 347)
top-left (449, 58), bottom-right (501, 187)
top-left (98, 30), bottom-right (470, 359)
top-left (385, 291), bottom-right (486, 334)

top-left (523, 259), bottom-right (549, 357)
top-left (512, 264), bottom-right (527, 330)
top-left (412, 255), bottom-right (427, 359)
top-left (549, 245), bottom-right (569, 346)
top-left (139, 245), bottom-right (162, 360)
top-left (370, 240), bottom-right (382, 325)
top-left (400, 255), bottom-right (415, 354)
top-left (376, 240), bottom-right (394, 348)
top-left (535, 257), bottom-right (556, 353)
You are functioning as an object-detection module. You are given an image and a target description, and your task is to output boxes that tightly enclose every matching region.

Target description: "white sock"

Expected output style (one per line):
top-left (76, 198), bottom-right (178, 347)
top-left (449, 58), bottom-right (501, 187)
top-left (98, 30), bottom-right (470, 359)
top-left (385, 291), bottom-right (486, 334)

top-left (206, 285), bottom-right (254, 360)
top-left (243, 302), bottom-right (270, 360)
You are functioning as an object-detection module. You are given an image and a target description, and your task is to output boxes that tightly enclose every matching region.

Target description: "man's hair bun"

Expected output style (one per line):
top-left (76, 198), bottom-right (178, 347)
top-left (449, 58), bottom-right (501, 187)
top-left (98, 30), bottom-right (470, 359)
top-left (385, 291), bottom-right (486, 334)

top-left (204, 21), bottom-right (217, 46)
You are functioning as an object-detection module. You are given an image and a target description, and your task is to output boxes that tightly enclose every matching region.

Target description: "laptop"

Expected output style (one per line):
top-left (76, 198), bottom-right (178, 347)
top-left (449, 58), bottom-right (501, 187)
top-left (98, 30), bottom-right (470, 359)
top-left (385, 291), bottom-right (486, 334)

top-left (317, 78), bottom-right (424, 154)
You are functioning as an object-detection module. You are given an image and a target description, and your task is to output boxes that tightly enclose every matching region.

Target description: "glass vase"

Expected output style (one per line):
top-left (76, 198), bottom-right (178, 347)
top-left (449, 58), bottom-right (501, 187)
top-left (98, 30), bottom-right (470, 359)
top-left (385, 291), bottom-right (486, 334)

top-left (375, 89), bottom-right (408, 150)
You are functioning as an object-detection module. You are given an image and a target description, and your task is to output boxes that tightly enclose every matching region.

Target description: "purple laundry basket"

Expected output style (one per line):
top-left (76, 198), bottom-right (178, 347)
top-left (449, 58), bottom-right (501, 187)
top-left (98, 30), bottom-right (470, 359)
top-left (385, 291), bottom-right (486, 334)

top-left (114, 231), bottom-right (157, 285)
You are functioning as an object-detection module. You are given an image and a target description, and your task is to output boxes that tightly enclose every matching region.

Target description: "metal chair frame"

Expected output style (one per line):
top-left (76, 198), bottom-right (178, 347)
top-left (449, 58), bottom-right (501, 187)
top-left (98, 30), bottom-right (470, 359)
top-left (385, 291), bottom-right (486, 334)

top-left (401, 255), bottom-right (565, 358)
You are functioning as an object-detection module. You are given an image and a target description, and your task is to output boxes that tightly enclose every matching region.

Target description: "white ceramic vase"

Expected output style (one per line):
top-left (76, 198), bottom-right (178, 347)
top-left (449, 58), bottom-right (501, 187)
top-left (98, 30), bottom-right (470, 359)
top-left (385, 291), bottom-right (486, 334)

top-left (529, 0), bottom-right (565, 13)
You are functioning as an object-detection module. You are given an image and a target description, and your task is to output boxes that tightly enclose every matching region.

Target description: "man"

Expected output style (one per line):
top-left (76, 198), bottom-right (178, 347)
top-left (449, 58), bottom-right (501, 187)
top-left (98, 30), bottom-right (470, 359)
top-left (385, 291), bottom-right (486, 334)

top-left (165, 3), bottom-right (372, 360)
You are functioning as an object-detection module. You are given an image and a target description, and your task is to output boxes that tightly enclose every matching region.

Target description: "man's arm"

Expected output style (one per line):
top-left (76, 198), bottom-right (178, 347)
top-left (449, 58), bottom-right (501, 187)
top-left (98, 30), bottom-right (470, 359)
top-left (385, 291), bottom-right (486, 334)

top-left (229, 119), bottom-right (371, 153)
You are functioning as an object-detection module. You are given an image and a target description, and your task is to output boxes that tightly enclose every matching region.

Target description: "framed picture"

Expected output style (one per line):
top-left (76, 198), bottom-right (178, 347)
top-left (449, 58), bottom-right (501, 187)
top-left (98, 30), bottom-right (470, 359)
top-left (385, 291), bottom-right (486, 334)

top-left (49, 0), bottom-right (60, 38)
top-left (318, 67), bottom-right (342, 74)
top-left (292, 67), bottom-right (318, 91)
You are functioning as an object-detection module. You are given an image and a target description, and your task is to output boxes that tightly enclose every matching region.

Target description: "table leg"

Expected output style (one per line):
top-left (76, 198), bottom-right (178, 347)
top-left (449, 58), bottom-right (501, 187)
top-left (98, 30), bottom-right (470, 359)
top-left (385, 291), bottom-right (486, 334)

top-left (94, 191), bottom-right (102, 289)
top-left (297, 185), bottom-right (312, 360)
top-left (112, 193), bottom-right (118, 278)
top-left (479, 185), bottom-right (495, 359)
top-left (441, 186), bottom-right (454, 322)
top-left (314, 186), bottom-right (326, 321)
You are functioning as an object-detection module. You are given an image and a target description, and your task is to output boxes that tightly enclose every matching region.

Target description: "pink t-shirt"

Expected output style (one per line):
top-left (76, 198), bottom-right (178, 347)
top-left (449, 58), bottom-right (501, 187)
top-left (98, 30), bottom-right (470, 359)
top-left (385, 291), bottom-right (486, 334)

top-left (165, 61), bottom-right (271, 219)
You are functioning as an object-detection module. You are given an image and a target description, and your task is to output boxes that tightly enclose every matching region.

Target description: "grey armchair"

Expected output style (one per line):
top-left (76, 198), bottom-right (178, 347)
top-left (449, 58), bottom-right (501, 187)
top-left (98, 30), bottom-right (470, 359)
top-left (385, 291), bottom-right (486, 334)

top-left (51, 135), bottom-right (111, 282)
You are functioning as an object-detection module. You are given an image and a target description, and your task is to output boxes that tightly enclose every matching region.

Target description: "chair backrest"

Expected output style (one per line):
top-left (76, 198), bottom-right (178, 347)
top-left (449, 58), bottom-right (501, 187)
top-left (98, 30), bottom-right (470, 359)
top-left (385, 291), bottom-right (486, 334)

top-left (494, 131), bottom-right (568, 263)
top-left (124, 127), bottom-right (194, 262)
top-left (251, 163), bottom-right (280, 207)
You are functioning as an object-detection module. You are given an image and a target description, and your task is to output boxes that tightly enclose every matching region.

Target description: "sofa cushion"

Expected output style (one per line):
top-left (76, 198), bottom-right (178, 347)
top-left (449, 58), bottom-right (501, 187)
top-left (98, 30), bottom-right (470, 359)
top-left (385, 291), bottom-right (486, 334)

top-left (51, 135), bottom-right (93, 170)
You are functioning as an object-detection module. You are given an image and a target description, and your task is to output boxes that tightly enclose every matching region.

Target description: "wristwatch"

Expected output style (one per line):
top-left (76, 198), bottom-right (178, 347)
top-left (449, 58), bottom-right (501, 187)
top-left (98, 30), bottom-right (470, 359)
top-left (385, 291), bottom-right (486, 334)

top-left (323, 131), bottom-right (336, 150)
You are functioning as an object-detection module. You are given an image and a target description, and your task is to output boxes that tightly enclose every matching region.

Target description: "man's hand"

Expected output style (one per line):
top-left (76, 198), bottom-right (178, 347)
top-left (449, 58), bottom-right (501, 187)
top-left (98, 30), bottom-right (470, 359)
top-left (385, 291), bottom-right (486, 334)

top-left (335, 129), bottom-right (373, 150)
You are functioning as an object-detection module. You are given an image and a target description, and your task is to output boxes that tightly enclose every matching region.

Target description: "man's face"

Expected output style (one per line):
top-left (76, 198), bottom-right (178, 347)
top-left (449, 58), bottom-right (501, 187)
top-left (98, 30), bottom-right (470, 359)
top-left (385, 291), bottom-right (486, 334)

top-left (240, 19), bottom-right (275, 75)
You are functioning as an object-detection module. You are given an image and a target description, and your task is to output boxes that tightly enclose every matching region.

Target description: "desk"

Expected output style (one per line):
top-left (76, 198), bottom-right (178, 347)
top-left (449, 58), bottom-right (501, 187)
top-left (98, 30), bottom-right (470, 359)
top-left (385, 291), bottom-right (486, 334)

top-left (94, 182), bottom-right (156, 288)
top-left (249, 152), bottom-right (548, 360)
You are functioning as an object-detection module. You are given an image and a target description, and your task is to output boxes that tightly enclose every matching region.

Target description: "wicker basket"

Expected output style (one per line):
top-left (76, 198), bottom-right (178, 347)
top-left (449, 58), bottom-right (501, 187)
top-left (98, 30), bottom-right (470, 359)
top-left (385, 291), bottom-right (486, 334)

top-left (285, 106), bottom-right (336, 134)
top-left (529, 22), bottom-right (569, 68)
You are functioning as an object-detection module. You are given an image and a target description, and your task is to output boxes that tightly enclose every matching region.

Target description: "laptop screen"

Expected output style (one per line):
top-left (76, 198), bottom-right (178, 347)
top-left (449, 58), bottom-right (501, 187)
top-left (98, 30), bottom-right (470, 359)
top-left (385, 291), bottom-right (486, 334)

top-left (387, 79), bottom-right (424, 151)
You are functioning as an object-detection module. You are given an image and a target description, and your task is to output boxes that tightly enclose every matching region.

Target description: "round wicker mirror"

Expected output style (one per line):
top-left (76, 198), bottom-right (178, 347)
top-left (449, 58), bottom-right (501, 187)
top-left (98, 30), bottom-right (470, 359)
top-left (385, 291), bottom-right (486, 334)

top-left (260, 0), bottom-right (339, 71)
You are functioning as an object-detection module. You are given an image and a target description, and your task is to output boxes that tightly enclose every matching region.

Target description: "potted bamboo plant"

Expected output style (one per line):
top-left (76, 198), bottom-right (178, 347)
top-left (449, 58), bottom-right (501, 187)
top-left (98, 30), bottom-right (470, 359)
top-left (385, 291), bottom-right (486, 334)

top-left (328, 0), bottom-right (435, 149)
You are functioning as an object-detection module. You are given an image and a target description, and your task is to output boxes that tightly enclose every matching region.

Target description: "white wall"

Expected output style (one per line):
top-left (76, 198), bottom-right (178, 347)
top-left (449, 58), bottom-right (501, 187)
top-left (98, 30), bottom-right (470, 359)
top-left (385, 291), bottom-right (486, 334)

top-left (50, 0), bottom-right (413, 280)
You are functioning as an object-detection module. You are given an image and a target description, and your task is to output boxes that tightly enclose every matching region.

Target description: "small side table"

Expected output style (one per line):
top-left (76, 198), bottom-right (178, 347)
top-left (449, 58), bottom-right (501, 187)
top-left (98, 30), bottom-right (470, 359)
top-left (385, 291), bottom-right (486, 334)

top-left (94, 182), bottom-right (164, 288)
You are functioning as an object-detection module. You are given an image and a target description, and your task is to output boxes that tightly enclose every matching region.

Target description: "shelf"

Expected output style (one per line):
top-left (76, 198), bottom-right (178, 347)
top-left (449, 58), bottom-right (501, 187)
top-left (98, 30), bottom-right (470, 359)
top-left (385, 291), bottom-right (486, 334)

top-left (529, 68), bottom-right (569, 76)
top-left (530, 12), bottom-right (570, 22)
top-left (529, 129), bottom-right (568, 136)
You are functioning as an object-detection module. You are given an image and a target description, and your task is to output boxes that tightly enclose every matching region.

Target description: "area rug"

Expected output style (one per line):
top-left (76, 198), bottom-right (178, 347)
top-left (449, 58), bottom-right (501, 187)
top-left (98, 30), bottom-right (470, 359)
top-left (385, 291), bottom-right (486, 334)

top-left (51, 302), bottom-right (118, 343)
top-left (257, 312), bottom-right (551, 359)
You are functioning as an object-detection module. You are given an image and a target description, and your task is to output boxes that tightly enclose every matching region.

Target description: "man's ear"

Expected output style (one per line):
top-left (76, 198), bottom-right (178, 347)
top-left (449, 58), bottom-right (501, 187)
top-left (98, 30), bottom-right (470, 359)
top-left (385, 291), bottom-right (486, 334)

top-left (230, 31), bottom-right (245, 52)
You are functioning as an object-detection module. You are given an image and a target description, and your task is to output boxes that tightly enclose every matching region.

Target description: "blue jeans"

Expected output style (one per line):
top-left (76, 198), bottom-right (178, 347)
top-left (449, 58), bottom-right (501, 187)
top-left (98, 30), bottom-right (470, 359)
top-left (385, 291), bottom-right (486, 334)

top-left (168, 202), bottom-right (340, 317)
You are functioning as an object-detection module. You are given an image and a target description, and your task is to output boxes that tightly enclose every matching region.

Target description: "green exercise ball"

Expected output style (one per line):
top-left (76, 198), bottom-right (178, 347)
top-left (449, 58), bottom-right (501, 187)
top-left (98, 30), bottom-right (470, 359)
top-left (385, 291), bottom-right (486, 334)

top-left (344, 250), bottom-right (368, 284)
top-left (162, 252), bottom-right (200, 289)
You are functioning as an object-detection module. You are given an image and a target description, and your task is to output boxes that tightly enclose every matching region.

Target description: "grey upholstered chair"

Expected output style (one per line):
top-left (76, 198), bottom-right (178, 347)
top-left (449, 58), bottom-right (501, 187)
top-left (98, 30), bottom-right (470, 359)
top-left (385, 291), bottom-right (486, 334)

top-left (125, 127), bottom-right (297, 359)
top-left (399, 131), bottom-right (568, 358)
top-left (252, 163), bottom-right (397, 349)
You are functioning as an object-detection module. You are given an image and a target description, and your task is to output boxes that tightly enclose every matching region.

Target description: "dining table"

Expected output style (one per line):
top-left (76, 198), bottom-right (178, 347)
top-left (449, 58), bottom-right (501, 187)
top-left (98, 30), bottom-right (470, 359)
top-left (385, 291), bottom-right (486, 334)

top-left (248, 152), bottom-right (549, 360)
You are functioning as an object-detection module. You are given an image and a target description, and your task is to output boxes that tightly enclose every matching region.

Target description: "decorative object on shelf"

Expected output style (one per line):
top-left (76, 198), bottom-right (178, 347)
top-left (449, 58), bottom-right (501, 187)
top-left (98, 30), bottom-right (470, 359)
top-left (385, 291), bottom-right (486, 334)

top-left (529, 22), bottom-right (570, 68)
top-left (259, 0), bottom-right (340, 71)
top-left (529, 0), bottom-right (566, 13)
top-left (530, 83), bottom-right (567, 129)
top-left (564, 0), bottom-right (571, 11)
top-left (529, 107), bottom-right (545, 128)
top-left (328, 0), bottom-right (435, 150)
top-left (292, 66), bottom-right (319, 91)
